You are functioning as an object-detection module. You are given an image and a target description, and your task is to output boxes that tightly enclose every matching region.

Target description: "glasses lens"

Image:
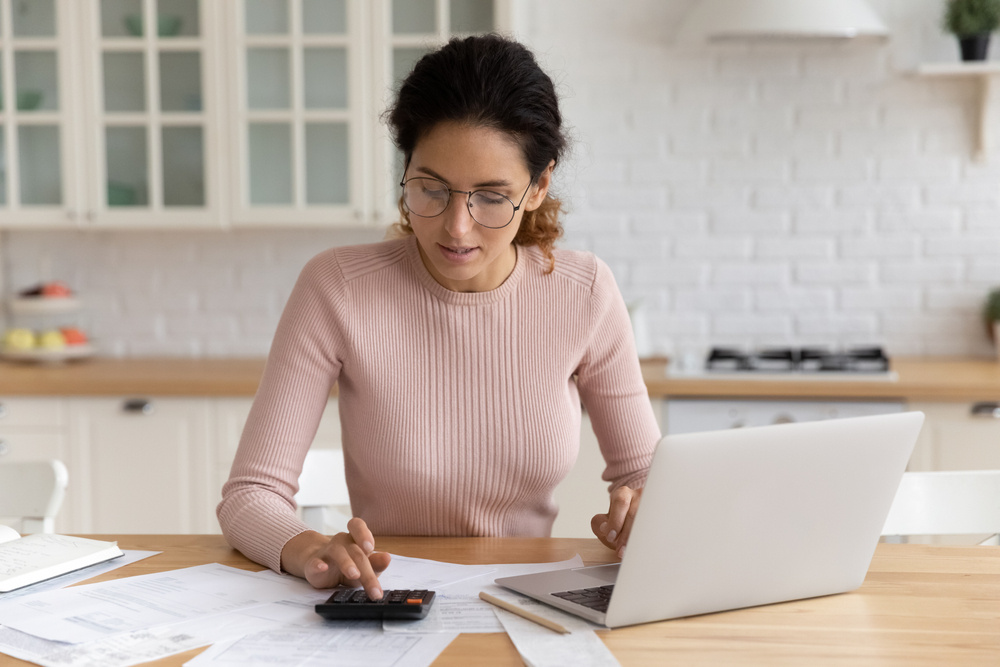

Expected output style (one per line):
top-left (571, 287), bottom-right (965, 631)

top-left (403, 178), bottom-right (450, 218)
top-left (469, 191), bottom-right (514, 228)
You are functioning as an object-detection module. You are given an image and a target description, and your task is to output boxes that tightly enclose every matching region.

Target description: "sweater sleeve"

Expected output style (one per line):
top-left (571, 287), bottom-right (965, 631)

top-left (575, 258), bottom-right (661, 492)
top-left (217, 251), bottom-right (348, 572)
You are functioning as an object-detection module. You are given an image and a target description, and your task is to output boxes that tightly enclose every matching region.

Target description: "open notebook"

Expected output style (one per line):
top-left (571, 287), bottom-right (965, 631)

top-left (0, 526), bottom-right (123, 593)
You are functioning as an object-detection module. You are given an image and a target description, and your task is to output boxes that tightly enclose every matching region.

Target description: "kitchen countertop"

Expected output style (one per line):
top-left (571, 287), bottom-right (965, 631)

top-left (1, 356), bottom-right (1000, 401)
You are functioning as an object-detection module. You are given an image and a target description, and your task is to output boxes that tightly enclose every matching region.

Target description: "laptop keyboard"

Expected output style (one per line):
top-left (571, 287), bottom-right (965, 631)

top-left (552, 584), bottom-right (614, 613)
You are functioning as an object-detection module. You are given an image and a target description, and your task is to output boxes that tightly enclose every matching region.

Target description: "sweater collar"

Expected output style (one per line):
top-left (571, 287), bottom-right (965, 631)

top-left (403, 235), bottom-right (525, 305)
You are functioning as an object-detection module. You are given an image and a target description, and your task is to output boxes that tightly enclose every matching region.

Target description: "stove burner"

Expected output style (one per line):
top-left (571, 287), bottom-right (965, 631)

top-left (706, 346), bottom-right (890, 374)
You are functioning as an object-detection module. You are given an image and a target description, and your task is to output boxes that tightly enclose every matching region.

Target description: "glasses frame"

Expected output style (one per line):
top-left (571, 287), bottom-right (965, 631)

top-left (399, 175), bottom-right (533, 229)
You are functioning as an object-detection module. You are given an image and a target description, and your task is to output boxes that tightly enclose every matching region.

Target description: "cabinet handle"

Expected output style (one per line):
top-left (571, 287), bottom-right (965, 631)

top-left (0, 439), bottom-right (8, 456)
top-left (970, 402), bottom-right (1000, 419)
top-left (122, 398), bottom-right (154, 415)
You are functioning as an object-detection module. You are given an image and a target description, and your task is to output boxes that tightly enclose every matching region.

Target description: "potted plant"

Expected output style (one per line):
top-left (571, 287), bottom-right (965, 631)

top-left (983, 287), bottom-right (1000, 359)
top-left (943, 0), bottom-right (1000, 61)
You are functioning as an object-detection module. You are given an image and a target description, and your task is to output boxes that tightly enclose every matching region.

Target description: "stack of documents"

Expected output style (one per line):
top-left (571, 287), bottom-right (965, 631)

top-left (0, 553), bottom-right (618, 667)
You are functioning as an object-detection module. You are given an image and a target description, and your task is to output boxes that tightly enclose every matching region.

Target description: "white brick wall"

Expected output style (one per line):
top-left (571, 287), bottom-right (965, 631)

top-left (1, 0), bottom-right (998, 359)
top-left (529, 0), bottom-right (1000, 359)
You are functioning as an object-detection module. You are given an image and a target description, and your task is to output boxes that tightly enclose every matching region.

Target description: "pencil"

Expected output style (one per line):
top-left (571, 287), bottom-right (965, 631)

top-left (479, 591), bottom-right (571, 634)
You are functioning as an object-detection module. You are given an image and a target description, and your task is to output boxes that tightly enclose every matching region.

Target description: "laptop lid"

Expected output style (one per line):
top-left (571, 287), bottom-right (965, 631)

top-left (498, 411), bottom-right (924, 628)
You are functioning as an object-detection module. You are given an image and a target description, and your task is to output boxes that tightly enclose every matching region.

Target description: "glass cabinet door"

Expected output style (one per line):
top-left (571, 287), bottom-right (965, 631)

top-left (371, 0), bottom-right (502, 226)
top-left (88, 0), bottom-right (219, 226)
top-left (231, 0), bottom-right (362, 226)
top-left (0, 0), bottom-right (77, 227)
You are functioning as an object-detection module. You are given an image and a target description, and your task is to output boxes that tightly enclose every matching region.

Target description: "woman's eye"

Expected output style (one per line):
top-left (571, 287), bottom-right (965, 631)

top-left (422, 184), bottom-right (449, 198)
top-left (476, 192), bottom-right (507, 205)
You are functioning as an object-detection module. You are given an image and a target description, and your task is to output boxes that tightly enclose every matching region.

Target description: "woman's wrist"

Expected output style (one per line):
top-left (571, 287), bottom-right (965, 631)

top-left (280, 530), bottom-right (329, 577)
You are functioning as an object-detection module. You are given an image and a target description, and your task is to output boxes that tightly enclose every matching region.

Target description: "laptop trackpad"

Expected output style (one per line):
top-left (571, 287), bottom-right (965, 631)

top-left (571, 563), bottom-right (620, 584)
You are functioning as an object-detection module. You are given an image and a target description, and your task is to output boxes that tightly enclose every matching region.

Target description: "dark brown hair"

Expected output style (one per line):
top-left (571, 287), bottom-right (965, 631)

top-left (386, 34), bottom-right (568, 271)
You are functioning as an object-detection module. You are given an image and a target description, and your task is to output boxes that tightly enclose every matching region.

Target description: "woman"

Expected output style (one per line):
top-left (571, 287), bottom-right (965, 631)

top-left (218, 34), bottom-right (661, 599)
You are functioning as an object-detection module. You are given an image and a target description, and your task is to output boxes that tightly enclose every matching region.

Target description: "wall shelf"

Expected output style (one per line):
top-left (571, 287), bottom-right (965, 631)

top-left (916, 62), bottom-right (1000, 162)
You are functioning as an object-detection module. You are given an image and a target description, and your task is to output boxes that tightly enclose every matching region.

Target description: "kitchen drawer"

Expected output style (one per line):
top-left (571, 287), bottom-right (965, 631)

top-left (0, 431), bottom-right (68, 461)
top-left (0, 398), bottom-right (66, 428)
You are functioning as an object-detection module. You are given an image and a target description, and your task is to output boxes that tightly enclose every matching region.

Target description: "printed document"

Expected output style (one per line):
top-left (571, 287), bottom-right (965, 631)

top-left (0, 563), bottom-right (299, 644)
top-left (383, 555), bottom-right (585, 634)
top-left (185, 626), bottom-right (459, 667)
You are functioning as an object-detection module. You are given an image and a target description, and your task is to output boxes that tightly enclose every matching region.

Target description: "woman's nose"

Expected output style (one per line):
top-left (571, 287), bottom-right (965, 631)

top-left (443, 195), bottom-right (476, 237)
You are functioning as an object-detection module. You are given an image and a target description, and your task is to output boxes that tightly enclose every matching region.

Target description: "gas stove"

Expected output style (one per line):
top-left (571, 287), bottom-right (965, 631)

top-left (668, 346), bottom-right (897, 381)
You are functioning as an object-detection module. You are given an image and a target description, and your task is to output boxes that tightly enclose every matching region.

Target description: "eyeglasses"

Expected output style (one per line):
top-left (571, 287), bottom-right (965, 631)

top-left (399, 176), bottom-right (532, 229)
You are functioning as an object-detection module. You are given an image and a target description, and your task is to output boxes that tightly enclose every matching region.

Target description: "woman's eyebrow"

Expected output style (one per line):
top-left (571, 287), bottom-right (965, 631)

top-left (414, 166), bottom-right (513, 189)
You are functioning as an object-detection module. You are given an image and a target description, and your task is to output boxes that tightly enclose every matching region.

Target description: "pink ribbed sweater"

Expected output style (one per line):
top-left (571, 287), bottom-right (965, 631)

top-left (218, 235), bottom-right (661, 572)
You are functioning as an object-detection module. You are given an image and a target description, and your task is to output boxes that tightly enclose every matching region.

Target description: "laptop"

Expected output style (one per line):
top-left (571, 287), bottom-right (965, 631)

top-left (496, 411), bottom-right (925, 628)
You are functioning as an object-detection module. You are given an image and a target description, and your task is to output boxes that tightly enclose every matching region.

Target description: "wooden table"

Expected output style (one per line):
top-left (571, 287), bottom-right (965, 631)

top-left (1, 536), bottom-right (998, 666)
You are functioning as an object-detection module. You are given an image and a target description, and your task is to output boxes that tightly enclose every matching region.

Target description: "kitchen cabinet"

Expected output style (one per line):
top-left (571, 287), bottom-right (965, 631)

top-left (69, 396), bottom-right (215, 533)
top-left (0, 397), bottom-right (74, 531)
top-left (228, 0), bottom-right (510, 227)
top-left (0, 394), bottom-right (343, 535)
top-left (0, 0), bottom-right (225, 229)
top-left (906, 401), bottom-right (1000, 472)
top-left (0, 0), bottom-right (508, 229)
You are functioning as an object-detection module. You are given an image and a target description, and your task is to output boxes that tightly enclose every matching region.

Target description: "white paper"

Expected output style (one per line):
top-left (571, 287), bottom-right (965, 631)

top-left (28, 624), bottom-right (213, 667)
top-left (184, 626), bottom-right (459, 667)
top-left (0, 525), bottom-right (20, 545)
top-left (0, 563), bottom-right (302, 644)
top-left (0, 589), bottom-right (327, 667)
top-left (491, 593), bottom-right (620, 667)
top-left (383, 555), bottom-right (585, 634)
top-left (0, 625), bottom-right (73, 663)
top-left (375, 554), bottom-right (497, 591)
top-left (385, 594), bottom-right (506, 633)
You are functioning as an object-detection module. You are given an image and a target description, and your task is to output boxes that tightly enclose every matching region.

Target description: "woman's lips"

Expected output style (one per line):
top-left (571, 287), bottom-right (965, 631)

top-left (438, 243), bottom-right (479, 263)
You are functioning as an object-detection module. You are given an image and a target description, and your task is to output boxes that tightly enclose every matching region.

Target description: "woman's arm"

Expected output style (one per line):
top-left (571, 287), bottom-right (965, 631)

top-left (575, 258), bottom-right (661, 551)
top-left (217, 250), bottom-right (354, 574)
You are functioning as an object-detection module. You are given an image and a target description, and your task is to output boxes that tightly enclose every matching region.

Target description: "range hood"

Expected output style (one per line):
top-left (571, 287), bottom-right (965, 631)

top-left (678, 0), bottom-right (889, 41)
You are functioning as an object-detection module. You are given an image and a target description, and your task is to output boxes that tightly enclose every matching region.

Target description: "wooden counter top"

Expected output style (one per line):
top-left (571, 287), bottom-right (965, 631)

top-left (644, 357), bottom-right (1000, 402)
top-left (2, 356), bottom-right (1000, 401)
top-left (0, 357), bottom-right (268, 396)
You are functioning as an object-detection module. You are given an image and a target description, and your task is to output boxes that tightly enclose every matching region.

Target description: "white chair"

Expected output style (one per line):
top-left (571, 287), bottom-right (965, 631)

top-left (294, 449), bottom-right (352, 533)
top-left (0, 460), bottom-right (69, 534)
top-left (882, 470), bottom-right (1000, 545)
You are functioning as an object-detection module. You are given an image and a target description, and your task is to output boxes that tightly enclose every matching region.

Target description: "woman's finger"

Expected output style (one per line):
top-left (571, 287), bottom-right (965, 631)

top-left (605, 486), bottom-right (634, 543)
top-left (615, 488), bottom-right (643, 556)
top-left (591, 512), bottom-right (613, 548)
top-left (347, 517), bottom-right (375, 554)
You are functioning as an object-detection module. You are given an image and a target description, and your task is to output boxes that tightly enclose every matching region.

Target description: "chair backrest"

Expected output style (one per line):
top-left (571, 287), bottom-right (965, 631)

top-left (882, 470), bottom-right (1000, 543)
top-left (0, 460), bottom-right (68, 534)
top-left (294, 449), bottom-right (351, 532)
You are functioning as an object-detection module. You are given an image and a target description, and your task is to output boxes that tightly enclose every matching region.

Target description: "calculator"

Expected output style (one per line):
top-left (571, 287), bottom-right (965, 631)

top-left (315, 588), bottom-right (436, 620)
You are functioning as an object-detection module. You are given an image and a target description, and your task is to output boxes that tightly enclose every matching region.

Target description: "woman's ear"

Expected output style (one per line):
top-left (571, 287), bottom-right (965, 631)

top-left (525, 160), bottom-right (555, 211)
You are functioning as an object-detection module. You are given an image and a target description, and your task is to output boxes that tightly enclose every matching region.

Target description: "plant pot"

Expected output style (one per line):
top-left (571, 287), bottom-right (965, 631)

top-left (959, 34), bottom-right (991, 61)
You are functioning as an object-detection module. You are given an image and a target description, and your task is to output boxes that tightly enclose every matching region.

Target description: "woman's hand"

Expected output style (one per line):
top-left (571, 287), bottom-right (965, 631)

top-left (280, 517), bottom-right (391, 597)
top-left (591, 486), bottom-right (642, 558)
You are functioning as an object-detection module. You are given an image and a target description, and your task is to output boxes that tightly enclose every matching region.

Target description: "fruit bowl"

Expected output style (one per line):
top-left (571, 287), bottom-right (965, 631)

top-left (0, 343), bottom-right (95, 364)
top-left (8, 296), bottom-right (83, 315)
